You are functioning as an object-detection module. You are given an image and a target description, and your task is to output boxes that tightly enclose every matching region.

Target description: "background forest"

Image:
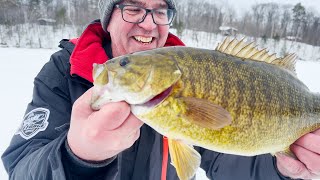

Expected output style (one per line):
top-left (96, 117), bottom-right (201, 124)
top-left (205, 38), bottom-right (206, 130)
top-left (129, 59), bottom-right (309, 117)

top-left (0, 0), bottom-right (319, 47)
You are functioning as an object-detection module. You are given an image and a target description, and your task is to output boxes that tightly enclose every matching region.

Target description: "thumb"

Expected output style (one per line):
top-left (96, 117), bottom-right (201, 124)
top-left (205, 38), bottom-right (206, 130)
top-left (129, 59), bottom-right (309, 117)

top-left (72, 88), bottom-right (95, 120)
top-left (88, 101), bottom-right (131, 131)
top-left (275, 153), bottom-right (308, 178)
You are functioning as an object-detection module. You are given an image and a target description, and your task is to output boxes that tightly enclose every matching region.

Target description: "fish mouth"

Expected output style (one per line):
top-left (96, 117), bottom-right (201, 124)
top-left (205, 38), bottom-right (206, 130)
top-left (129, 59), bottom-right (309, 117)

top-left (135, 86), bottom-right (173, 110)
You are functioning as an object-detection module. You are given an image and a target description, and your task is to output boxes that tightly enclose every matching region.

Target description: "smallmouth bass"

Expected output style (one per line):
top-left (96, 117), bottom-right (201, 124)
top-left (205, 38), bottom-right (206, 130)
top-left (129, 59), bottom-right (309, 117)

top-left (91, 38), bottom-right (320, 180)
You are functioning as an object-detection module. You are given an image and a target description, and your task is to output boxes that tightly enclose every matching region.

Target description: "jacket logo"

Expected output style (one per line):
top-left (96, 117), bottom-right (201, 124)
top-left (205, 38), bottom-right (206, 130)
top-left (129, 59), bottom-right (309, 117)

top-left (16, 108), bottom-right (50, 140)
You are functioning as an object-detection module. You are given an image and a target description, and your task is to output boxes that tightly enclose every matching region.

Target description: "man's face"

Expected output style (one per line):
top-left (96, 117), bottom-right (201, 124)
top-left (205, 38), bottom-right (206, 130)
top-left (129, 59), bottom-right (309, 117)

top-left (107, 0), bottom-right (170, 57)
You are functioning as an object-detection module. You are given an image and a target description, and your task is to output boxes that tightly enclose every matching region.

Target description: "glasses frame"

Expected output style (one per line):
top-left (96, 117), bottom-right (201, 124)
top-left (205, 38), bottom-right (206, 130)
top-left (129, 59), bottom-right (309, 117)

top-left (115, 4), bottom-right (176, 25)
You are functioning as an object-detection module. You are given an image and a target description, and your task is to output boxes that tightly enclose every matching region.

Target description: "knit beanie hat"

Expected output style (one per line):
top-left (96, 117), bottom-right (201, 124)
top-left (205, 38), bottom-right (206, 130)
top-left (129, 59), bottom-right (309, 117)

top-left (98, 0), bottom-right (177, 32)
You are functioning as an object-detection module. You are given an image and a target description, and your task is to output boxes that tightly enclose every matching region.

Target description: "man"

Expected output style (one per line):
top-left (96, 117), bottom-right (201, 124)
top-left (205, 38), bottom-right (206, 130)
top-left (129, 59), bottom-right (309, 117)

top-left (2, 0), bottom-right (320, 179)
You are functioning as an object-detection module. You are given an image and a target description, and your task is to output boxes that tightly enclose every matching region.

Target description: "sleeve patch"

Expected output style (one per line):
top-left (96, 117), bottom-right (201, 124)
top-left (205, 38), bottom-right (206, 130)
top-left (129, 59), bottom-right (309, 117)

top-left (16, 108), bottom-right (50, 140)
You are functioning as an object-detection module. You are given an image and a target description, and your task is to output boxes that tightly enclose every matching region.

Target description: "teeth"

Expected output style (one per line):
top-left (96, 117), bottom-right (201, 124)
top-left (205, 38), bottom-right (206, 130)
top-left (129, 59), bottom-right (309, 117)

top-left (134, 36), bottom-right (153, 43)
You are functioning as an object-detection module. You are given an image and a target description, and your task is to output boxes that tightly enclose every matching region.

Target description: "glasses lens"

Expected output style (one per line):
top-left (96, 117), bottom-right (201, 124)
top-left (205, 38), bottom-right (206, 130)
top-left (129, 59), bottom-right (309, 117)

top-left (122, 5), bottom-right (146, 23)
top-left (153, 9), bottom-right (174, 25)
top-left (119, 5), bottom-right (175, 25)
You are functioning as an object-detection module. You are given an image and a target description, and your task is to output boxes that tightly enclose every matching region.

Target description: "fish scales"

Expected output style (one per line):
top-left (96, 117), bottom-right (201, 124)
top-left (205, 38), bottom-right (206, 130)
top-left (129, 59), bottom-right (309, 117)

top-left (139, 47), bottom-right (320, 155)
top-left (91, 43), bottom-right (320, 180)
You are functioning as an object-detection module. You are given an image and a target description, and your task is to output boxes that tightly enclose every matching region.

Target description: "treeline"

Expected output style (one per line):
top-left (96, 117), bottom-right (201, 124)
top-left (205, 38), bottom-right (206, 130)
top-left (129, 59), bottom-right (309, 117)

top-left (0, 0), bottom-right (100, 26)
top-left (173, 0), bottom-right (320, 46)
top-left (0, 0), bottom-right (319, 46)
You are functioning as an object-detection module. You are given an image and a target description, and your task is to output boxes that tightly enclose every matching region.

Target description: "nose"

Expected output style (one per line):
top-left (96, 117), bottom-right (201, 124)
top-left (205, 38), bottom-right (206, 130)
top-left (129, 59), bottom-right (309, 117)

top-left (138, 13), bottom-right (157, 31)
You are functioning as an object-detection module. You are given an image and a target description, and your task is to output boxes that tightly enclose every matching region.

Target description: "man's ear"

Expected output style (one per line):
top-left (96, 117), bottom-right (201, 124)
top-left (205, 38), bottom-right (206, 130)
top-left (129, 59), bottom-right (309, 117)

top-left (106, 23), bottom-right (111, 32)
top-left (106, 13), bottom-right (113, 32)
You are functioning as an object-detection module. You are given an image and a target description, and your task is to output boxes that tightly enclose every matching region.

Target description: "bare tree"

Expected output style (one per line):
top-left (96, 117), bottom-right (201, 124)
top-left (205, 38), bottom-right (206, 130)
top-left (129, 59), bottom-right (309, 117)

top-left (263, 3), bottom-right (279, 39)
top-left (292, 3), bottom-right (307, 40)
top-left (1, 0), bottom-right (319, 47)
top-left (251, 4), bottom-right (267, 37)
top-left (279, 6), bottom-right (292, 39)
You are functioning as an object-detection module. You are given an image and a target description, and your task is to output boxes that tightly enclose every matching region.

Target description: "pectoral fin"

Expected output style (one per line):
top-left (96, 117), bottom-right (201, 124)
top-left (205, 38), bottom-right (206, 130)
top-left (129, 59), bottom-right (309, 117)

top-left (168, 139), bottom-right (201, 180)
top-left (181, 97), bottom-right (232, 130)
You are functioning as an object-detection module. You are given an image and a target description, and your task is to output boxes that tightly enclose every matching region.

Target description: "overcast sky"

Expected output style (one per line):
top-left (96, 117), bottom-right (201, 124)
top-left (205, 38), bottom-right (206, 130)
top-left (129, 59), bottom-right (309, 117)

top-left (214, 0), bottom-right (320, 15)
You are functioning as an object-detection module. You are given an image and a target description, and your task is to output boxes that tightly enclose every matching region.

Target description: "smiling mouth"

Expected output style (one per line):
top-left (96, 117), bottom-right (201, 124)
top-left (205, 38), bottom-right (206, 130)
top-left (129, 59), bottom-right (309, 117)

top-left (134, 36), bottom-right (154, 44)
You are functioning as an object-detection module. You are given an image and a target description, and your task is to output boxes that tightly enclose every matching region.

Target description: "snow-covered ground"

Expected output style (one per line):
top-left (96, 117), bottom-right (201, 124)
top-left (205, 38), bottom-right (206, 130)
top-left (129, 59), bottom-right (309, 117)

top-left (2, 24), bottom-right (320, 62)
top-left (0, 46), bottom-right (320, 179)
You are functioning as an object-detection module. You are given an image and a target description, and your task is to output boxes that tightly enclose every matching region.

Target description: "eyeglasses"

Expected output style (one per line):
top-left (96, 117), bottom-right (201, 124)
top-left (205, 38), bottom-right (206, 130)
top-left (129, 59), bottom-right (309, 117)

top-left (115, 4), bottom-right (176, 25)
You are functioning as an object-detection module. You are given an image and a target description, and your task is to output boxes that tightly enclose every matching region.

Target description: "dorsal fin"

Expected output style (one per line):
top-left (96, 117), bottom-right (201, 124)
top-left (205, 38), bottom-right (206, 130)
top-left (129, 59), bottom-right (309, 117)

top-left (215, 37), bottom-right (297, 75)
top-left (271, 53), bottom-right (297, 74)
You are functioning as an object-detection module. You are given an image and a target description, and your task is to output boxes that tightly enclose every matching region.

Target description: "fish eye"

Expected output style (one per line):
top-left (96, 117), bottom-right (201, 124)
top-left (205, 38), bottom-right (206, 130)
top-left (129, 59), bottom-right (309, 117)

top-left (120, 57), bottom-right (130, 67)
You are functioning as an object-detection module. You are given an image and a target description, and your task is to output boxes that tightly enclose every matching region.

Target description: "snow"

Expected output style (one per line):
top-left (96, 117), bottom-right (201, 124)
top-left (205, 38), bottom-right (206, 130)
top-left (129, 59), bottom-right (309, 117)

top-left (219, 26), bottom-right (238, 31)
top-left (0, 47), bottom-right (56, 179)
top-left (0, 24), bottom-right (77, 49)
top-left (170, 29), bottom-right (320, 62)
top-left (0, 43), bottom-right (320, 179)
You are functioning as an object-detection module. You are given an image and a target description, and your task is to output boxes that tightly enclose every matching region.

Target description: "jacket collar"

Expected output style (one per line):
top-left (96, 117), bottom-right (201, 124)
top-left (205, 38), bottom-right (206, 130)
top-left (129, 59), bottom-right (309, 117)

top-left (70, 22), bottom-right (185, 83)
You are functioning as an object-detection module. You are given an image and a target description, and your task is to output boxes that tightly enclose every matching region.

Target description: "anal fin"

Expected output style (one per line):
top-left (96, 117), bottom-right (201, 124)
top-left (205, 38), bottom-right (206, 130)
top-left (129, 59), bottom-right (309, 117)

top-left (168, 139), bottom-right (201, 180)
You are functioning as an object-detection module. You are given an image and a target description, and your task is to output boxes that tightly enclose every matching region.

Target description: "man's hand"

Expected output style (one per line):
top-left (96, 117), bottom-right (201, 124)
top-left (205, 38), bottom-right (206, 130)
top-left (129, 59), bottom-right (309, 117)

top-left (276, 129), bottom-right (320, 179)
top-left (67, 88), bottom-right (144, 161)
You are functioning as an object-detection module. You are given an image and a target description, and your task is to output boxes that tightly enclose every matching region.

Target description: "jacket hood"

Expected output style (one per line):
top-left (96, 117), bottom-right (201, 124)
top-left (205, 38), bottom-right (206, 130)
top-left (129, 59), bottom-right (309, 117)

top-left (70, 21), bottom-right (185, 83)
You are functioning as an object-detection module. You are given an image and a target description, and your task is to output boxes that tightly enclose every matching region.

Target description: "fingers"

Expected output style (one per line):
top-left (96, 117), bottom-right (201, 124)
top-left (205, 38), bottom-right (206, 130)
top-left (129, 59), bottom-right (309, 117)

top-left (276, 129), bottom-right (320, 179)
top-left (68, 87), bottom-right (144, 161)
top-left (82, 101), bottom-right (143, 150)
top-left (121, 129), bottom-right (141, 149)
top-left (292, 129), bottom-right (320, 176)
top-left (313, 128), bottom-right (320, 135)
top-left (275, 153), bottom-right (311, 179)
top-left (87, 98), bottom-right (143, 136)
top-left (96, 113), bottom-right (143, 146)
top-left (96, 119), bottom-right (142, 152)
top-left (116, 113), bottom-right (144, 136)
top-left (291, 144), bottom-right (320, 176)
top-left (294, 132), bottom-right (320, 154)
top-left (105, 129), bottom-right (141, 154)
top-left (88, 101), bottom-right (131, 131)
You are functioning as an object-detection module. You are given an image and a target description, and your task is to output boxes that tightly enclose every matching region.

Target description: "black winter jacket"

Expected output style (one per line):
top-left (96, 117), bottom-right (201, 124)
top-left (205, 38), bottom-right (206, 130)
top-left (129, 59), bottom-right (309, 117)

top-left (2, 22), bottom-right (289, 180)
